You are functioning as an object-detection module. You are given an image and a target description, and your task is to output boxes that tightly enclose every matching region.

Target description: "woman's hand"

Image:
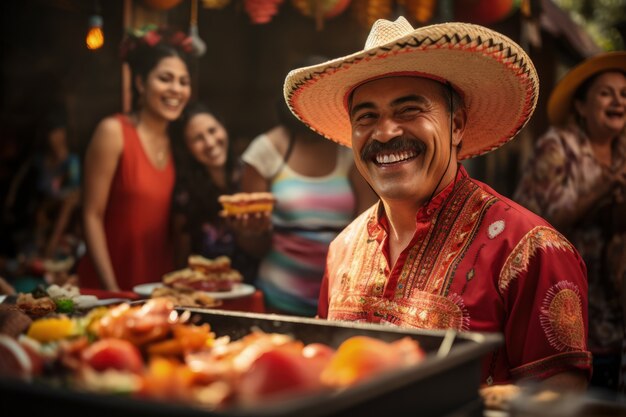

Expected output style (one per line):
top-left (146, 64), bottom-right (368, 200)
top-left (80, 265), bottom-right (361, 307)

top-left (221, 211), bottom-right (272, 236)
top-left (222, 211), bottom-right (273, 259)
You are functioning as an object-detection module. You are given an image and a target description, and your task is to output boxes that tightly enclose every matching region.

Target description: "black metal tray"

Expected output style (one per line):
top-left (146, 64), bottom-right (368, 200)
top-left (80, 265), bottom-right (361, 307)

top-left (0, 308), bottom-right (502, 417)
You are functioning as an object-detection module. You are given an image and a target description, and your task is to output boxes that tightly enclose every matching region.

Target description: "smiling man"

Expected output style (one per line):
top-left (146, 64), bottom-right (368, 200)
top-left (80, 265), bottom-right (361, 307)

top-left (283, 18), bottom-right (591, 391)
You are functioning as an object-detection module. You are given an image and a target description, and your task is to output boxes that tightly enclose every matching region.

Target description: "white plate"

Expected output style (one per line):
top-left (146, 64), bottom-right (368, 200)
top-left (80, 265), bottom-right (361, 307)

top-left (133, 282), bottom-right (256, 300)
top-left (79, 298), bottom-right (131, 308)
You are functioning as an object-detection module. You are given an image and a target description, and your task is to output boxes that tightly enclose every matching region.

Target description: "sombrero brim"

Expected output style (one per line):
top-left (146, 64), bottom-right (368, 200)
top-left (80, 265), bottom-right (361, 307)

top-left (284, 21), bottom-right (539, 160)
top-left (547, 51), bottom-right (626, 126)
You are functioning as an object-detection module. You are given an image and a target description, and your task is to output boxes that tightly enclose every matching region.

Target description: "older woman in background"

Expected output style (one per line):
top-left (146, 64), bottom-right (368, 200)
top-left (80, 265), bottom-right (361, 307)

top-left (514, 51), bottom-right (626, 392)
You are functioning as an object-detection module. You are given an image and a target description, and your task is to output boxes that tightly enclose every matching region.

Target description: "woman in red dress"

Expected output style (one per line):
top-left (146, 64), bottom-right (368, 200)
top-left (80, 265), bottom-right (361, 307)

top-left (77, 28), bottom-right (193, 291)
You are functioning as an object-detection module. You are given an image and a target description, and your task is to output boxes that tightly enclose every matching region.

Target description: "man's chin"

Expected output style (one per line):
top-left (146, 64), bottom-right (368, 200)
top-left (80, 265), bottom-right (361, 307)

top-left (375, 187), bottom-right (429, 203)
top-left (373, 177), bottom-right (435, 204)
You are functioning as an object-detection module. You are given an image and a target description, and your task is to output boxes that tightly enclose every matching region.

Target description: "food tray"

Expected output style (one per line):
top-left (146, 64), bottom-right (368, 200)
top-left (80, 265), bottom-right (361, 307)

top-left (0, 308), bottom-right (502, 417)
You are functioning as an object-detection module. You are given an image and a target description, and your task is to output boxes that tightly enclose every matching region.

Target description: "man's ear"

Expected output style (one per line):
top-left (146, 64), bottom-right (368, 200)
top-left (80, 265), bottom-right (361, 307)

top-left (452, 107), bottom-right (467, 147)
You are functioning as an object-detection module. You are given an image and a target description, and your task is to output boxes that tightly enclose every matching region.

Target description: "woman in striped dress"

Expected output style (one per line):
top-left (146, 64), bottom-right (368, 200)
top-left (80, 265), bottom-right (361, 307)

top-left (237, 94), bottom-right (376, 316)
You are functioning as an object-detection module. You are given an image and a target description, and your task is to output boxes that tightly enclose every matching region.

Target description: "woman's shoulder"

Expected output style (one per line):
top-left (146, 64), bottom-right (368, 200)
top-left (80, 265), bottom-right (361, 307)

top-left (241, 130), bottom-right (285, 179)
top-left (242, 128), bottom-right (284, 162)
top-left (244, 126), bottom-right (289, 156)
top-left (88, 115), bottom-right (125, 153)
top-left (94, 114), bottom-right (125, 135)
top-left (264, 125), bottom-right (290, 153)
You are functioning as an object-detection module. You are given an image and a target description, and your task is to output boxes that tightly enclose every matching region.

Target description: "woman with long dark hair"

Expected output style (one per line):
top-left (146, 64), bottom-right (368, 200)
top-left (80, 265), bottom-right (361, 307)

top-left (77, 28), bottom-right (193, 291)
top-left (170, 102), bottom-right (258, 283)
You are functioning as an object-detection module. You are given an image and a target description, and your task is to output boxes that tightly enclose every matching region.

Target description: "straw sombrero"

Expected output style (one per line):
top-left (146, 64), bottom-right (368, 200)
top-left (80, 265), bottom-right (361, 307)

top-left (283, 17), bottom-right (539, 160)
top-left (547, 51), bottom-right (626, 126)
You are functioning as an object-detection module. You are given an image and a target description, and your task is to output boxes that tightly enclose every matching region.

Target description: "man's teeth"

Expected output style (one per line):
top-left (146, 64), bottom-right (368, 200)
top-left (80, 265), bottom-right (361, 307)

top-left (375, 150), bottom-right (417, 164)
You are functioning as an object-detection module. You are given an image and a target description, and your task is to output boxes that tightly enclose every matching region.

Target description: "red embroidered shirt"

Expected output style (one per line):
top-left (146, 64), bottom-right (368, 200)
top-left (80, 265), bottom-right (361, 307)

top-left (318, 166), bottom-right (592, 384)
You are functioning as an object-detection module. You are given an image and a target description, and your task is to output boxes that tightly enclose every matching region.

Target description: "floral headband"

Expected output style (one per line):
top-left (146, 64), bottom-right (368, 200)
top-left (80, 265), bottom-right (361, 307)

top-left (120, 24), bottom-right (197, 60)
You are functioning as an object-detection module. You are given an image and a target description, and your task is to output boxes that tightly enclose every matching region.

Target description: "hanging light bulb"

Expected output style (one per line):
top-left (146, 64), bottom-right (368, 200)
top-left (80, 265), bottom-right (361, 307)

top-left (86, 7), bottom-right (104, 50)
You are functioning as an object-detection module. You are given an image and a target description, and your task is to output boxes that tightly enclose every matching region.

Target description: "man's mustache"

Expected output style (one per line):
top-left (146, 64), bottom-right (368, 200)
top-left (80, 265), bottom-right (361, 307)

top-left (360, 137), bottom-right (426, 161)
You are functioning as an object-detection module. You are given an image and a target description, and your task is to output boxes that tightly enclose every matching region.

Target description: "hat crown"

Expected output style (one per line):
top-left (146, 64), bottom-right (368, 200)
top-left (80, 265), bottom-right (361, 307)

top-left (285, 17), bottom-right (540, 160)
top-left (364, 16), bottom-right (414, 49)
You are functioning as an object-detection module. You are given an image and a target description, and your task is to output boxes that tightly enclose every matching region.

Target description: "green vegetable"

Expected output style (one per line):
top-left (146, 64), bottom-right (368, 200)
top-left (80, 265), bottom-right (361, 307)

top-left (55, 298), bottom-right (75, 314)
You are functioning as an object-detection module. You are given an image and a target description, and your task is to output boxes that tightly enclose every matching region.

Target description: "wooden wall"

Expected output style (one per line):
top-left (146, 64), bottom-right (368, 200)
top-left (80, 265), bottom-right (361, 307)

top-left (0, 0), bottom-right (603, 199)
top-left (0, 0), bottom-right (369, 160)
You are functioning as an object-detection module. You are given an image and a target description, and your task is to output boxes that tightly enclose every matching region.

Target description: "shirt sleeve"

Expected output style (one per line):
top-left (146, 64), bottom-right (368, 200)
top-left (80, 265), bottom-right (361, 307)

top-left (499, 226), bottom-right (592, 381)
top-left (241, 134), bottom-right (283, 180)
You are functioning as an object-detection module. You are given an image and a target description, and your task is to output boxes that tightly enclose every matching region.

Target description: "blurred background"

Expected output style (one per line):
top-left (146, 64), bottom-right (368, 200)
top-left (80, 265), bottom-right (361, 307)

top-left (0, 0), bottom-right (624, 269)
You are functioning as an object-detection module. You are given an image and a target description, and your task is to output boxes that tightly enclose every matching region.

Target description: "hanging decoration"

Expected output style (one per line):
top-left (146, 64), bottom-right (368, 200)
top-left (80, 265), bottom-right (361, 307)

top-left (454, 0), bottom-right (518, 25)
top-left (86, 0), bottom-right (104, 50)
top-left (189, 0), bottom-right (207, 56)
top-left (141, 0), bottom-right (184, 10)
top-left (291, 0), bottom-right (352, 30)
top-left (398, 0), bottom-right (436, 25)
top-left (201, 0), bottom-right (231, 9)
top-left (86, 15), bottom-right (105, 50)
top-left (244, 0), bottom-right (285, 24)
top-left (352, 0), bottom-right (394, 29)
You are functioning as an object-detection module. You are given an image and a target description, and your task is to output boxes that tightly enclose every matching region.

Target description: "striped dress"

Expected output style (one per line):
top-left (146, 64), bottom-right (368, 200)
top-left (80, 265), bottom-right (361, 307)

top-left (242, 134), bottom-right (356, 316)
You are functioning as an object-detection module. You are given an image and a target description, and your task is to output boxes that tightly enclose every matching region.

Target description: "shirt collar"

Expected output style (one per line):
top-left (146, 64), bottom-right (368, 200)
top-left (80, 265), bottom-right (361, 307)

top-left (367, 165), bottom-right (468, 236)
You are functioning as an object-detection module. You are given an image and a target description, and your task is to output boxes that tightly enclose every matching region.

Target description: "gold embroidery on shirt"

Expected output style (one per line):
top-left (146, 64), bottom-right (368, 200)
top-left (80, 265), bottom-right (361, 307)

top-left (539, 281), bottom-right (585, 351)
top-left (329, 291), bottom-right (469, 330)
top-left (403, 178), bottom-right (495, 297)
top-left (328, 178), bottom-right (495, 329)
top-left (338, 213), bottom-right (386, 294)
top-left (499, 226), bottom-right (574, 293)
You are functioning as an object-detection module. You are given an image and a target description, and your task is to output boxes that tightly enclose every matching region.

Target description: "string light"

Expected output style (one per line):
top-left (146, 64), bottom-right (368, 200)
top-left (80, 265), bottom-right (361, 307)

top-left (86, 3), bottom-right (104, 50)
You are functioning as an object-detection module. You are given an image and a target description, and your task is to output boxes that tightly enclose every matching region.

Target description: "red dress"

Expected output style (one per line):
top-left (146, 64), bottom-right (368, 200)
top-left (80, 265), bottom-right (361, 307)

top-left (77, 114), bottom-right (175, 290)
top-left (318, 166), bottom-right (592, 385)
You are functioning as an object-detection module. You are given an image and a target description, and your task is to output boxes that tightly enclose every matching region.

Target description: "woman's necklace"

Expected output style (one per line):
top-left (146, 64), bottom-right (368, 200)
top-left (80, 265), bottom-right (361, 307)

top-left (132, 113), bottom-right (169, 167)
top-left (156, 148), bottom-right (166, 164)
top-left (153, 140), bottom-right (171, 168)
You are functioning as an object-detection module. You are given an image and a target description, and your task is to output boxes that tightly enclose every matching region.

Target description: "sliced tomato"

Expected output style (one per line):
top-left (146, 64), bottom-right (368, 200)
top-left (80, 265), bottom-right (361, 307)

top-left (238, 346), bottom-right (325, 404)
top-left (82, 338), bottom-right (144, 374)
